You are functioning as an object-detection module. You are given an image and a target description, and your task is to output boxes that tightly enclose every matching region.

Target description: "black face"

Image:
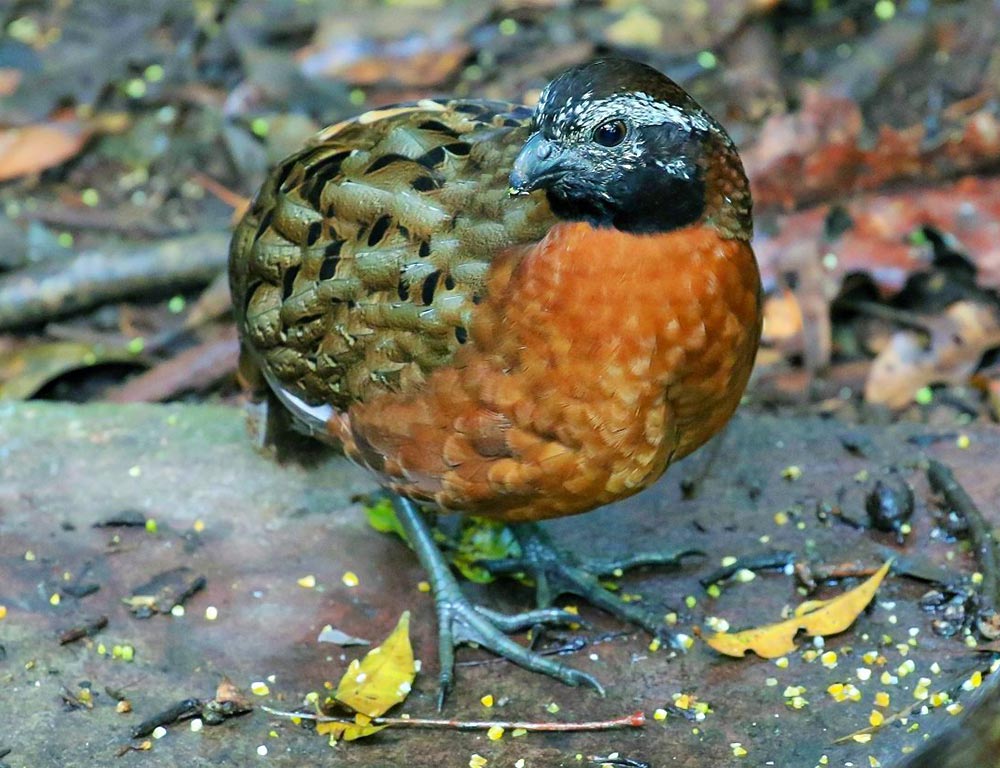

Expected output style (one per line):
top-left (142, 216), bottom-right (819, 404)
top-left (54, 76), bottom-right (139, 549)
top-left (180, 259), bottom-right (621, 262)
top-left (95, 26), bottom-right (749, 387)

top-left (509, 59), bottom-right (717, 234)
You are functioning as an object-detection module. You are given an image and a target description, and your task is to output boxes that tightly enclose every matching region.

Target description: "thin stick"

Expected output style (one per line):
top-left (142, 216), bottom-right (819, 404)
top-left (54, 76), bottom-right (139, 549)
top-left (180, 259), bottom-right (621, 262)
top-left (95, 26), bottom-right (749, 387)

top-left (261, 705), bottom-right (645, 731)
top-left (927, 460), bottom-right (1000, 611)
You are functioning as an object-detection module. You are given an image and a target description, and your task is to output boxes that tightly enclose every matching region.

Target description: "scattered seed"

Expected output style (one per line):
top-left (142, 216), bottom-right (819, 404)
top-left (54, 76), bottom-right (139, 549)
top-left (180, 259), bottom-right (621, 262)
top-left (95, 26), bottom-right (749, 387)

top-left (962, 670), bottom-right (983, 691)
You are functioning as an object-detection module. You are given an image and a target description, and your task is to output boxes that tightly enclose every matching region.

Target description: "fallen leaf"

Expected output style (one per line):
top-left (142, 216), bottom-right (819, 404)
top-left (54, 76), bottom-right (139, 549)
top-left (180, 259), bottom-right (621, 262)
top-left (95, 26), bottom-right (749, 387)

top-left (0, 68), bottom-right (22, 97)
top-left (451, 517), bottom-right (519, 584)
top-left (605, 6), bottom-right (662, 48)
top-left (864, 302), bottom-right (1000, 408)
top-left (104, 326), bottom-right (239, 403)
top-left (704, 560), bottom-right (892, 658)
top-left (366, 502), bottom-right (517, 583)
top-left (317, 625), bottom-right (371, 647)
top-left (365, 497), bottom-right (409, 543)
top-left (297, 8), bottom-right (479, 89)
top-left (316, 611), bottom-right (415, 742)
top-left (754, 175), bottom-right (1000, 298)
top-left (746, 87), bottom-right (1000, 212)
top-left (761, 288), bottom-right (804, 346)
top-left (0, 119), bottom-right (91, 181)
top-left (0, 340), bottom-right (144, 400)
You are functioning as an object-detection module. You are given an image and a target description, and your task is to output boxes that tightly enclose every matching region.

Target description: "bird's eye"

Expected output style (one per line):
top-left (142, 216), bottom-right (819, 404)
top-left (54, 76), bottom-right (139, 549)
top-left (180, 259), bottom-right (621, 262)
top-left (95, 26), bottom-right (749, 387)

top-left (593, 119), bottom-right (627, 147)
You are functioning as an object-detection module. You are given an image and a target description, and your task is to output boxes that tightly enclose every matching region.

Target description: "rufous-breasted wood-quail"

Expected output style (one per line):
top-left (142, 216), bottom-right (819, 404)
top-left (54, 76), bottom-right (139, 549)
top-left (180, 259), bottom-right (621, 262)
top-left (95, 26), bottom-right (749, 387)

top-left (229, 58), bottom-right (761, 703)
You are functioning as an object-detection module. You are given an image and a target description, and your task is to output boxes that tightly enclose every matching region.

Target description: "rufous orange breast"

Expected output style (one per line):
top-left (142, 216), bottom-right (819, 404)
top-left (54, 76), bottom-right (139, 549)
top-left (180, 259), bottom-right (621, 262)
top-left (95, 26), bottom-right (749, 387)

top-left (331, 220), bottom-right (761, 521)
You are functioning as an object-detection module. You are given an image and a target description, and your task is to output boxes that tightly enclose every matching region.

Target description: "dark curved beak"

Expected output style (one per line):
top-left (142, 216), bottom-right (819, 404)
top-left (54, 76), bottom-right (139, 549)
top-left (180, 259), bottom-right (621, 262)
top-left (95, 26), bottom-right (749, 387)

top-left (509, 132), bottom-right (565, 196)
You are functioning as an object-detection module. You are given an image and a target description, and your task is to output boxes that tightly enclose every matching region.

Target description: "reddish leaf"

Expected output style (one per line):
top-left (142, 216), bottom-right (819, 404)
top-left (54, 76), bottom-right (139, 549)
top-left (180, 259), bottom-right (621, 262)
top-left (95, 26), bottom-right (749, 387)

top-left (0, 119), bottom-right (90, 181)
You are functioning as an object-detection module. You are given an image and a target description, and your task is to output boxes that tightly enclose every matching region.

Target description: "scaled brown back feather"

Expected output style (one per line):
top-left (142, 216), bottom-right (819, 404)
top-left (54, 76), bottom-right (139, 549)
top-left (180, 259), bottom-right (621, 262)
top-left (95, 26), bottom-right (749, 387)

top-left (230, 99), bottom-right (555, 412)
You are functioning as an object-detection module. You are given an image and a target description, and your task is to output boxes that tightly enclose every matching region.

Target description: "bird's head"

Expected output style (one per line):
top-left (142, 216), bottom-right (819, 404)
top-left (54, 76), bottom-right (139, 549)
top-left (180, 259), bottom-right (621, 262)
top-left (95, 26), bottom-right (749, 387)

top-left (510, 58), bottom-right (751, 239)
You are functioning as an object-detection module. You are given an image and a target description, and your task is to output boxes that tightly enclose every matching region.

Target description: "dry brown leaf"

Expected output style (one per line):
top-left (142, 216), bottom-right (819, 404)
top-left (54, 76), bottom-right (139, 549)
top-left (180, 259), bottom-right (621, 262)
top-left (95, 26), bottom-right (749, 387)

top-left (704, 560), bottom-right (892, 658)
top-left (0, 68), bottom-right (22, 97)
top-left (0, 119), bottom-right (90, 181)
top-left (761, 288), bottom-right (804, 345)
top-left (316, 611), bottom-right (415, 742)
top-left (605, 6), bottom-right (662, 47)
top-left (864, 301), bottom-right (1000, 408)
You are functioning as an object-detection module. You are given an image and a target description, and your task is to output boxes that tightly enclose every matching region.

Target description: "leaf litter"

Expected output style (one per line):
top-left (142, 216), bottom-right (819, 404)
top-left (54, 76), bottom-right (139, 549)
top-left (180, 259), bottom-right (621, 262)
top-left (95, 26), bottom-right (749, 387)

top-left (703, 560), bottom-right (893, 658)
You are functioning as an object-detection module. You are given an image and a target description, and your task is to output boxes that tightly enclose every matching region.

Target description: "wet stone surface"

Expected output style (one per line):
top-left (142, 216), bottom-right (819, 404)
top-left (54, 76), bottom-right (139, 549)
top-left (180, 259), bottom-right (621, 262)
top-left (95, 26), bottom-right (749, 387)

top-left (1, 402), bottom-right (998, 767)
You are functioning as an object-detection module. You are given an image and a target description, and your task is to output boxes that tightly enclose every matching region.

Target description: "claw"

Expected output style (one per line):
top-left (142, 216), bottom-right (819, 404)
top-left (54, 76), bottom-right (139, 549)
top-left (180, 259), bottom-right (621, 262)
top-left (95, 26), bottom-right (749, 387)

top-left (390, 495), bottom-right (603, 707)
top-left (484, 522), bottom-right (692, 648)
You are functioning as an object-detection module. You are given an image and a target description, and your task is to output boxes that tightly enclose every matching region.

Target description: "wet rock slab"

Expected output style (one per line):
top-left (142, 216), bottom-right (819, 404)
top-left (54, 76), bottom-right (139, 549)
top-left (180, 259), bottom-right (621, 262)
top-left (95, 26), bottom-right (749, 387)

top-left (1, 402), bottom-right (998, 767)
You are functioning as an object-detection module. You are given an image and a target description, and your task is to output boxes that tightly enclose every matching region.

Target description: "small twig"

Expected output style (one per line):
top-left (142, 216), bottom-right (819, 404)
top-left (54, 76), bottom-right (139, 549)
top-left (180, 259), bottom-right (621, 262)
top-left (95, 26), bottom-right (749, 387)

top-left (590, 755), bottom-right (650, 768)
top-left (17, 207), bottom-right (182, 238)
top-left (190, 171), bottom-right (251, 220)
top-left (0, 232), bottom-right (229, 330)
top-left (131, 698), bottom-right (202, 738)
top-left (105, 325), bottom-right (239, 403)
top-left (927, 460), bottom-right (1000, 612)
top-left (59, 615), bottom-right (108, 645)
top-left (836, 299), bottom-right (932, 333)
top-left (700, 550), bottom-right (795, 587)
top-left (60, 685), bottom-right (93, 709)
top-left (261, 705), bottom-right (645, 732)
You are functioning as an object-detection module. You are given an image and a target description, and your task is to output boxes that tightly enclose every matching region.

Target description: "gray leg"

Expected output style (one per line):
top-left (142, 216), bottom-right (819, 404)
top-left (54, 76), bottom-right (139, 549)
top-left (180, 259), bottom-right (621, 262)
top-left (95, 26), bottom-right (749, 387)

top-left (390, 496), bottom-right (604, 708)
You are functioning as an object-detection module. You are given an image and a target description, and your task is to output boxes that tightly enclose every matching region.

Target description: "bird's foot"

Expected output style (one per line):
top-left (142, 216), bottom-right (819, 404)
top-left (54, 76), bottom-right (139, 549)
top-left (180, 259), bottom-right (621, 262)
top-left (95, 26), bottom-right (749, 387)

top-left (485, 522), bottom-right (702, 649)
top-left (432, 584), bottom-right (604, 708)
top-left (390, 497), bottom-right (604, 708)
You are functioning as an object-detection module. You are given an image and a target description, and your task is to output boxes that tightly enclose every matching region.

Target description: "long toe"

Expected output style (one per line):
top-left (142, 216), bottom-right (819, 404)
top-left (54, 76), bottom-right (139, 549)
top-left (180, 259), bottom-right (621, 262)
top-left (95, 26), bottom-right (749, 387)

top-left (501, 522), bottom-right (690, 647)
top-left (473, 606), bottom-right (588, 633)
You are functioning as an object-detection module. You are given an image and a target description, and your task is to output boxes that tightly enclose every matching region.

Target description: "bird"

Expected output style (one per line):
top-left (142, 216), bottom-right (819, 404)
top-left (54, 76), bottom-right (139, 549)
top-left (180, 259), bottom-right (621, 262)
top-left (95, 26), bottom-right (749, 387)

top-left (229, 57), bottom-right (761, 704)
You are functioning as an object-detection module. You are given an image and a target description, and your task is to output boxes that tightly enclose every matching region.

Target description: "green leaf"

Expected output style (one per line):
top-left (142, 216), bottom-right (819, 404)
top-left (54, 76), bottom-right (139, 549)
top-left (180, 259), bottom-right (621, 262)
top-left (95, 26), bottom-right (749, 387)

top-left (451, 517), bottom-right (519, 584)
top-left (364, 497), bottom-right (408, 543)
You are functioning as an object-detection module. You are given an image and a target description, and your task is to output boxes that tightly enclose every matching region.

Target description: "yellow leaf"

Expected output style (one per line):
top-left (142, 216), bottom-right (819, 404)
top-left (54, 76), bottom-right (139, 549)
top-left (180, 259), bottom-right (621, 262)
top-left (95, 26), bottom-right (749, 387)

top-left (704, 560), bottom-right (892, 658)
top-left (316, 713), bottom-right (387, 742)
top-left (314, 612), bottom-right (415, 742)
top-left (335, 611), bottom-right (415, 717)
